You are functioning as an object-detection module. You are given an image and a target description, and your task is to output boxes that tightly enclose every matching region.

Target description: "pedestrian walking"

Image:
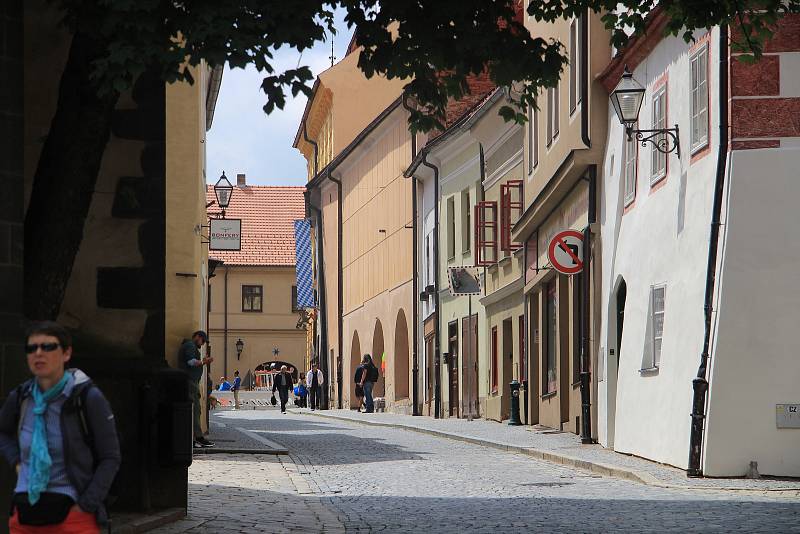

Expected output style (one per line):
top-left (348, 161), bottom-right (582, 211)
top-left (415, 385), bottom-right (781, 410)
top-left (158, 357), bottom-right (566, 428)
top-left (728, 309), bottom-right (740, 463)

top-left (0, 321), bottom-right (121, 533)
top-left (353, 362), bottom-right (366, 412)
top-left (231, 371), bottom-right (242, 409)
top-left (179, 331), bottom-right (215, 448)
top-left (359, 354), bottom-right (379, 413)
top-left (306, 361), bottom-right (324, 411)
top-left (271, 365), bottom-right (294, 413)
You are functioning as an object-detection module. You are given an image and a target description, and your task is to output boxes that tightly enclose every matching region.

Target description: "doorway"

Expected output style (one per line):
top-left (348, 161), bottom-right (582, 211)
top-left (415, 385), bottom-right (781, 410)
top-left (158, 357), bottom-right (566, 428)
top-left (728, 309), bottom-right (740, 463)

top-left (447, 321), bottom-right (460, 417)
top-left (461, 313), bottom-right (479, 418)
top-left (616, 280), bottom-right (627, 375)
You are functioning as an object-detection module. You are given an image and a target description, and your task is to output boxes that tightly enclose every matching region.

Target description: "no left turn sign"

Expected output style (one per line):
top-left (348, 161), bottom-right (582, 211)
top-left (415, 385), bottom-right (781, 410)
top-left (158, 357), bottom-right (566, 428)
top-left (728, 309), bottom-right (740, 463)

top-left (548, 230), bottom-right (584, 275)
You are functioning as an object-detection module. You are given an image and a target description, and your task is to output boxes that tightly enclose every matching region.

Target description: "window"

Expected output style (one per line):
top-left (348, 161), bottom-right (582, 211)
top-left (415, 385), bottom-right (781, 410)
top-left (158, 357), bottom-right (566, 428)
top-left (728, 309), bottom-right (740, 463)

top-left (500, 180), bottom-right (523, 253)
top-left (474, 201), bottom-right (498, 266)
top-left (543, 281), bottom-right (557, 394)
top-left (546, 85), bottom-right (559, 146)
top-left (690, 45), bottom-right (709, 152)
top-left (242, 285), bottom-right (263, 312)
top-left (648, 285), bottom-right (666, 368)
top-left (447, 196), bottom-right (456, 260)
top-left (651, 86), bottom-right (667, 183)
top-left (461, 189), bottom-right (471, 253)
top-left (569, 18), bottom-right (582, 113)
top-left (572, 273), bottom-right (582, 384)
top-left (292, 285), bottom-right (301, 312)
top-left (623, 126), bottom-right (638, 206)
top-left (491, 326), bottom-right (499, 394)
top-left (528, 103), bottom-right (539, 172)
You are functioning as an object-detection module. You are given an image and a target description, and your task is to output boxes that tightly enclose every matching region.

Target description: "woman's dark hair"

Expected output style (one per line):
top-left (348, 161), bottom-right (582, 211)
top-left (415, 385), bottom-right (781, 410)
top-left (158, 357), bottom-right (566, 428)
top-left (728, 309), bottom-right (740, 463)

top-left (25, 320), bottom-right (72, 349)
top-left (362, 353), bottom-right (372, 364)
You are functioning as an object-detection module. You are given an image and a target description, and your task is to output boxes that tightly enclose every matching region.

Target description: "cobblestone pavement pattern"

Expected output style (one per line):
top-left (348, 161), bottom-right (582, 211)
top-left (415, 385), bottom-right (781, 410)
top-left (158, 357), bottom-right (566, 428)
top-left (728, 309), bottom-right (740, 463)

top-left (154, 409), bottom-right (800, 533)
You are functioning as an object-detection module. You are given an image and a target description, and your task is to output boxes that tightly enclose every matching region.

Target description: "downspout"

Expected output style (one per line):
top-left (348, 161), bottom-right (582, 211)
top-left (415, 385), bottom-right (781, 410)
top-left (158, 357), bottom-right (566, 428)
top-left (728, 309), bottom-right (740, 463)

top-left (580, 11), bottom-right (590, 148)
top-left (421, 155), bottom-right (441, 419)
top-left (307, 197), bottom-right (331, 409)
top-left (303, 122), bottom-right (331, 408)
top-left (403, 95), bottom-right (421, 416)
top-left (223, 266), bottom-right (229, 380)
top-left (688, 24), bottom-right (729, 477)
top-left (327, 169), bottom-right (345, 411)
top-left (580, 165), bottom-right (596, 444)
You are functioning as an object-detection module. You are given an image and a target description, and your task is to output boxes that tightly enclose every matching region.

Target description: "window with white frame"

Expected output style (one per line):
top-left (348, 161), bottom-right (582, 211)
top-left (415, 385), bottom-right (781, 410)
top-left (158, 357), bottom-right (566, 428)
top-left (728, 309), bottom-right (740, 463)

top-left (447, 196), bottom-right (456, 260)
top-left (527, 105), bottom-right (539, 173)
top-left (569, 18), bottom-right (581, 113)
top-left (461, 189), bottom-right (471, 254)
top-left (690, 45), bottom-right (709, 152)
top-left (623, 126), bottom-right (638, 206)
top-left (649, 285), bottom-right (666, 368)
top-left (650, 86), bottom-right (667, 183)
top-left (546, 85), bottom-right (559, 145)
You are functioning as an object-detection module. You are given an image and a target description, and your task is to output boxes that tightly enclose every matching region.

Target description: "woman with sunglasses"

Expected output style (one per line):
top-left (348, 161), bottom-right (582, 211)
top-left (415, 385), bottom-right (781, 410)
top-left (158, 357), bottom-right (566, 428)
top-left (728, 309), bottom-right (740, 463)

top-left (0, 321), bottom-right (120, 533)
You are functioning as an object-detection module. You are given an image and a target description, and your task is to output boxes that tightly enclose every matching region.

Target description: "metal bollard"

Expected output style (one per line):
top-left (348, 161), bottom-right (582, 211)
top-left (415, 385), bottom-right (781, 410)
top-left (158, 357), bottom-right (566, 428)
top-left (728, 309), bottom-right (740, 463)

top-left (508, 380), bottom-right (522, 426)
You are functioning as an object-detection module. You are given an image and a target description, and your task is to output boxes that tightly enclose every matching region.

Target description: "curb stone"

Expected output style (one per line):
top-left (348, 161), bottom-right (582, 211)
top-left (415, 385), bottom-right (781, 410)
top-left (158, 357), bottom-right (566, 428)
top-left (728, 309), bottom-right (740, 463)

top-left (295, 410), bottom-right (800, 495)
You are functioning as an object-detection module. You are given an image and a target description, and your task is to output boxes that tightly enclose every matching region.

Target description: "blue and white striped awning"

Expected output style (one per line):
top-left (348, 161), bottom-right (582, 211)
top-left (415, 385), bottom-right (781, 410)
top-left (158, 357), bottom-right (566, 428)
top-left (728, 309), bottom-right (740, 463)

top-left (294, 219), bottom-right (315, 309)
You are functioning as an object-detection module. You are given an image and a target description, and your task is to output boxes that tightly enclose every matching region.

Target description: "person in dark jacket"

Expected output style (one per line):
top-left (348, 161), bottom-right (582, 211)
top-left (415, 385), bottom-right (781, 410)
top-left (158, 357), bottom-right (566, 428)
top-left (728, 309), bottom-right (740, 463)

top-left (0, 321), bottom-right (121, 533)
top-left (271, 366), bottom-right (294, 413)
top-left (179, 331), bottom-right (214, 448)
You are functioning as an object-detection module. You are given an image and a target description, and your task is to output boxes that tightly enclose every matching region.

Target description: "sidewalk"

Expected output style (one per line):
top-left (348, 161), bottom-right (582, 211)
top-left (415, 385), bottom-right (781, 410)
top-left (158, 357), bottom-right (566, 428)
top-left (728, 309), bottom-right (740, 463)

top-left (296, 408), bottom-right (800, 494)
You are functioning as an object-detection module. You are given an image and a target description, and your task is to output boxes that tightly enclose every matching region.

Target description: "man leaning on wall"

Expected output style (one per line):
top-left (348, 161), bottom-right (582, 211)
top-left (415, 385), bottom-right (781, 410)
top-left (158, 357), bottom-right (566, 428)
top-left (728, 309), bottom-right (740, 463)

top-left (179, 331), bottom-right (215, 448)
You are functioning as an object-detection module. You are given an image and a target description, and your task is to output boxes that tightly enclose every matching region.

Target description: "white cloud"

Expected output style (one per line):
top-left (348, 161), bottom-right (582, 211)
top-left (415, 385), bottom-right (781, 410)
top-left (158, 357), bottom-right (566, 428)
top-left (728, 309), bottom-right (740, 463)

top-left (207, 11), bottom-right (353, 186)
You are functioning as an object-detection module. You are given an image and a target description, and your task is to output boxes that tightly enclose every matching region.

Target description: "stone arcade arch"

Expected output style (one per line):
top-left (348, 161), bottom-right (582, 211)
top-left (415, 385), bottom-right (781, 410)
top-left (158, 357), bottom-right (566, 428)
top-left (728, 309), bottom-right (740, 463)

top-left (372, 320), bottom-right (385, 398)
top-left (350, 331), bottom-right (361, 408)
top-left (394, 309), bottom-right (410, 400)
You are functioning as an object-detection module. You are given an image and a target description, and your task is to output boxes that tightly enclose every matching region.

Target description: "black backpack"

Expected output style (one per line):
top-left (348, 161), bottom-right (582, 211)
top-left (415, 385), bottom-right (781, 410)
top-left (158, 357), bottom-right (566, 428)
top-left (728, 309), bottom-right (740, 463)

top-left (367, 363), bottom-right (379, 382)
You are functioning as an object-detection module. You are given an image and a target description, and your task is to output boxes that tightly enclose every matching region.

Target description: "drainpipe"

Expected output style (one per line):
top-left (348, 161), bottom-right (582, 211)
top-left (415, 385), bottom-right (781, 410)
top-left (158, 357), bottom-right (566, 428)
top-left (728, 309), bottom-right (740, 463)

top-left (327, 170), bottom-right (345, 411)
top-left (303, 124), bottom-right (331, 408)
top-left (223, 266), bottom-right (229, 380)
top-left (307, 197), bottom-right (331, 409)
top-left (688, 24), bottom-right (729, 477)
top-left (580, 165), bottom-right (596, 444)
top-left (421, 155), bottom-right (440, 418)
top-left (580, 11), bottom-right (590, 148)
top-left (403, 95), bottom-right (421, 416)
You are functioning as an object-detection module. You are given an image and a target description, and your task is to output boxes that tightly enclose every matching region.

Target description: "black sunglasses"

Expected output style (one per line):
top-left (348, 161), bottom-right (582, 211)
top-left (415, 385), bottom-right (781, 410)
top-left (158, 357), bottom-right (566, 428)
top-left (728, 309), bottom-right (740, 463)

top-left (25, 342), bottom-right (61, 354)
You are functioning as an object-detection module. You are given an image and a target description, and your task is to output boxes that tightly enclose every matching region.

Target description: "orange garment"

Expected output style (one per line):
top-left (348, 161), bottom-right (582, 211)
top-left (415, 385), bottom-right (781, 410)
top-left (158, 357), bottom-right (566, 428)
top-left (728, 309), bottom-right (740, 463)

top-left (9, 507), bottom-right (99, 534)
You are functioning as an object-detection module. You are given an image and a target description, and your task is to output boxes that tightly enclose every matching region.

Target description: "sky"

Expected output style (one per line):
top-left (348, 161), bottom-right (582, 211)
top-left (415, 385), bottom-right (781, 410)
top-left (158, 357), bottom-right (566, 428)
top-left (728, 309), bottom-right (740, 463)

top-left (207, 10), bottom-right (354, 187)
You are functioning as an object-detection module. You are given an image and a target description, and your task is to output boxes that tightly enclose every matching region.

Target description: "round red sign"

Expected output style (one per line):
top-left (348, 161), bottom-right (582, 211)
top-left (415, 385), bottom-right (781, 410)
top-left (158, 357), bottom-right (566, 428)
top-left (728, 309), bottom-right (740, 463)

top-left (547, 230), bottom-right (584, 275)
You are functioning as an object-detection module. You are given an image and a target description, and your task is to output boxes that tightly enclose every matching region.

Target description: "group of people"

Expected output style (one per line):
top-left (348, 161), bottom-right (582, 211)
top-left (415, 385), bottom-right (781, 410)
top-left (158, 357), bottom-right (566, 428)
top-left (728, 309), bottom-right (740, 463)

top-left (271, 361), bottom-right (324, 414)
top-left (354, 354), bottom-right (380, 413)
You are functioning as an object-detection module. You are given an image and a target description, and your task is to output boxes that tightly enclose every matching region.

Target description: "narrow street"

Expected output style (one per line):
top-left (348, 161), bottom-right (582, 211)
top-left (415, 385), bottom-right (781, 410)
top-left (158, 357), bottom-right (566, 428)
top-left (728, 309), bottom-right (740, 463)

top-left (155, 409), bottom-right (800, 533)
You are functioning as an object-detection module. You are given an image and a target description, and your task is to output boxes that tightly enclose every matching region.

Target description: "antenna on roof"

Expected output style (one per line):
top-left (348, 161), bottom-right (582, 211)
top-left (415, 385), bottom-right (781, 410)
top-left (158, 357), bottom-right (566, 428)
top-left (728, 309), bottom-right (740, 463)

top-left (329, 35), bottom-right (336, 67)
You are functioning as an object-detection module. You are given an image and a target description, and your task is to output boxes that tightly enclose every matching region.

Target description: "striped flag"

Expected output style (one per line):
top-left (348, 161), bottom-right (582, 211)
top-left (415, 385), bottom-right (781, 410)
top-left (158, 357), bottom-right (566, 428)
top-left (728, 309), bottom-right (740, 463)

top-left (294, 219), bottom-right (315, 308)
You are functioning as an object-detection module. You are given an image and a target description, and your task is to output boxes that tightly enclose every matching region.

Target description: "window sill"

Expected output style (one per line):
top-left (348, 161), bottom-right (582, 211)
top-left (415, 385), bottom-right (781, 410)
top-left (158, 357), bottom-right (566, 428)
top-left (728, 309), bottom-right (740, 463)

top-left (242, 310), bottom-right (263, 313)
top-left (650, 173), bottom-right (666, 189)
top-left (541, 391), bottom-right (557, 399)
top-left (639, 366), bottom-right (659, 375)
top-left (499, 255), bottom-right (512, 266)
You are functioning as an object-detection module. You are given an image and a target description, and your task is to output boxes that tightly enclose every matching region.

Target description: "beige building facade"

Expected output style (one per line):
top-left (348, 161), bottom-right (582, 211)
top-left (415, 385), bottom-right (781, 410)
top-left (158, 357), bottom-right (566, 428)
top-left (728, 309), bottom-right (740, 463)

top-left (206, 183), bottom-right (308, 389)
top-left (513, 8), bottom-right (610, 436)
top-left (296, 40), bottom-right (411, 412)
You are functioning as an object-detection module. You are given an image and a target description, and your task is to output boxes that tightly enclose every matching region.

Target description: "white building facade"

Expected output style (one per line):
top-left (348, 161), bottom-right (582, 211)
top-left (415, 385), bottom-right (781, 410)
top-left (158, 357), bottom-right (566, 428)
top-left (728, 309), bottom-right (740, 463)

top-left (597, 15), bottom-right (800, 476)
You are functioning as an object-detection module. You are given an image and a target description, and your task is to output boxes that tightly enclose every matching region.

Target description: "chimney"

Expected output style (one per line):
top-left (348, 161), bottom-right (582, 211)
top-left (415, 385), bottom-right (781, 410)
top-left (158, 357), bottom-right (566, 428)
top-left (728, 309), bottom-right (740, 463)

top-left (237, 173), bottom-right (246, 188)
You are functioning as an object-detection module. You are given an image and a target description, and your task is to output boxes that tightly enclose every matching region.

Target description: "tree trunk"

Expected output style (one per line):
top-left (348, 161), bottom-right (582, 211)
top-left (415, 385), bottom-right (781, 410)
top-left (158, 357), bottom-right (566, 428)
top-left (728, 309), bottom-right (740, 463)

top-left (24, 31), bottom-right (119, 320)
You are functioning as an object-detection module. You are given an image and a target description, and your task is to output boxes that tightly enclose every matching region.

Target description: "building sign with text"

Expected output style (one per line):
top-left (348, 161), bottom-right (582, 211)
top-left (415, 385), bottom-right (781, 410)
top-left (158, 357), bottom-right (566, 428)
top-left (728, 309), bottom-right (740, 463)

top-left (209, 219), bottom-right (242, 251)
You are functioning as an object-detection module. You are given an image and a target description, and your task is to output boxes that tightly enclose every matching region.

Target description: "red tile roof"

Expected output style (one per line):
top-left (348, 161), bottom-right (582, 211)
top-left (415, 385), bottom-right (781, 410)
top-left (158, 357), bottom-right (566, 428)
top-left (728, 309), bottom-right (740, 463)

top-left (206, 185), bottom-right (306, 266)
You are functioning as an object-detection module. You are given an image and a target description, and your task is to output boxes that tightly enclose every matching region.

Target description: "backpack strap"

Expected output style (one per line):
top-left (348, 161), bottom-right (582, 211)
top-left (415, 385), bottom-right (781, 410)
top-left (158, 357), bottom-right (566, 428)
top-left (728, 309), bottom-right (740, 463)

top-left (74, 385), bottom-right (95, 458)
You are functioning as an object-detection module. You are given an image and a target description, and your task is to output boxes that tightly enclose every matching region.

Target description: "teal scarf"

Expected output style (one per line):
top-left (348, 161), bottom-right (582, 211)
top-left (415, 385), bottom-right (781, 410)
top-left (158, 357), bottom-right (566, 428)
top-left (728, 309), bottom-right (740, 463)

top-left (28, 372), bottom-right (71, 505)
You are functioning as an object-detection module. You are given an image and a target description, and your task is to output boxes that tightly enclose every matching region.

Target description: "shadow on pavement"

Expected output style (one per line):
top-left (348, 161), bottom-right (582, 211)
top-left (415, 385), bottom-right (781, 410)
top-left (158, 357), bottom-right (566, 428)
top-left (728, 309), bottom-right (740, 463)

top-left (166, 482), bottom-right (800, 533)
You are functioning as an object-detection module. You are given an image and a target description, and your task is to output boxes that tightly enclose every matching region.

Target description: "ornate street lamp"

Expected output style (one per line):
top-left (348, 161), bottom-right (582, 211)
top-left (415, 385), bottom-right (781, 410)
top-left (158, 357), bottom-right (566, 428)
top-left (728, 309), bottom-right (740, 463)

top-left (610, 66), bottom-right (680, 158)
top-left (214, 171), bottom-right (234, 217)
top-left (235, 338), bottom-right (244, 360)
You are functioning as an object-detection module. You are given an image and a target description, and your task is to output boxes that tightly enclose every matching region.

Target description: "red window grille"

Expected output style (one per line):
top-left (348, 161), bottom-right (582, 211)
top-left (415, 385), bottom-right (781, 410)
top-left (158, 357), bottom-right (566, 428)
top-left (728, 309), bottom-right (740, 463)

top-left (474, 201), bottom-right (498, 267)
top-left (500, 180), bottom-right (524, 252)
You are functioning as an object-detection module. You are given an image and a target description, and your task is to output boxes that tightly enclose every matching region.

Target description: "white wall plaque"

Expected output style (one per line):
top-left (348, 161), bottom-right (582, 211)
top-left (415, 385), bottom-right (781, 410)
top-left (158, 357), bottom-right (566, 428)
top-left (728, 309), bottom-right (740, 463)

top-left (209, 218), bottom-right (242, 251)
top-left (776, 404), bottom-right (800, 428)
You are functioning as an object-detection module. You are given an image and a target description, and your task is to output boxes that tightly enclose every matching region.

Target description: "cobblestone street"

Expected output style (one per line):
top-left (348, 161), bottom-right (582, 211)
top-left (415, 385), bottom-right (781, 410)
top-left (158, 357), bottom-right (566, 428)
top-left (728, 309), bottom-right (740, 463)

top-left (154, 409), bottom-right (800, 533)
